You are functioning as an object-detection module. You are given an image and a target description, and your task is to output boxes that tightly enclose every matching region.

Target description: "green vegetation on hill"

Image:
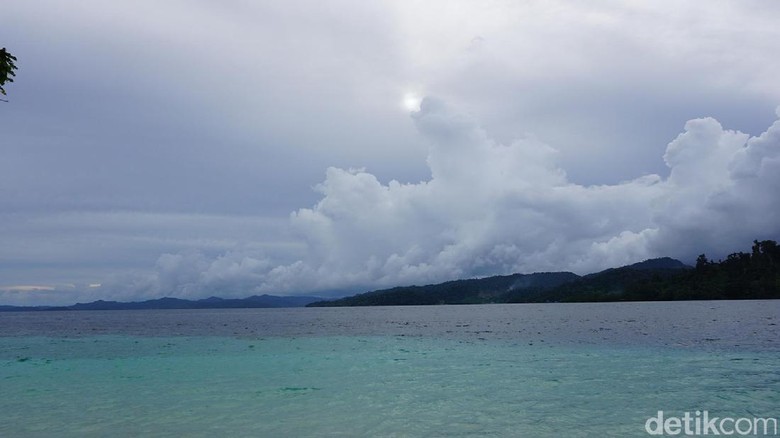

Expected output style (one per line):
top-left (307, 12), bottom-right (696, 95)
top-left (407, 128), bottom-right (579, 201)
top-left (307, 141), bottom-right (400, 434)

top-left (531, 240), bottom-right (780, 303)
top-left (308, 240), bottom-right (780, 306)
top-left (307, 272), bottom-right (579, 307)
top-left (658, 240), bottom-right (780, 301)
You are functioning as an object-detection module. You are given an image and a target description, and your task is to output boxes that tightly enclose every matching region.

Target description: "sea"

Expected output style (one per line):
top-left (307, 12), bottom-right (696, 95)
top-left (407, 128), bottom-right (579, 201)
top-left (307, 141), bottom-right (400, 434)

top-left (1, 300), bottom-right (778, 437)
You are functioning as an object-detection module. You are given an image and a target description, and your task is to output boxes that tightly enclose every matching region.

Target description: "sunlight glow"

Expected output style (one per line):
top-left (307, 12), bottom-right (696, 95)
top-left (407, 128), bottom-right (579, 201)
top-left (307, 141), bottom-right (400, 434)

top-left (402, 92), bottom-right (422, 112)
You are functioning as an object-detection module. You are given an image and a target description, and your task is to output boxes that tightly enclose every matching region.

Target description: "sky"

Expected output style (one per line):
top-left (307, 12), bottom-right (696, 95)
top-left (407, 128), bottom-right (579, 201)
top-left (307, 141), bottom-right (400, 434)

top-left (2, 0), bottom-right (780, 305)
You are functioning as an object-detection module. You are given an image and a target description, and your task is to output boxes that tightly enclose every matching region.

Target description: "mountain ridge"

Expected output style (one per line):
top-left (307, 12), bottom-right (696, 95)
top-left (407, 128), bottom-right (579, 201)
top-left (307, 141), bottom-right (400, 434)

top-left (4, 240), bottom-right (778, 310)
top-left (309, 240), bottom-right (780, 306)
top-left (307, 271), bottom-right (580, 307)
top-left (0, 294), bottom-right (323, 312)
top-left (308, 257), bottom-right (694, 307)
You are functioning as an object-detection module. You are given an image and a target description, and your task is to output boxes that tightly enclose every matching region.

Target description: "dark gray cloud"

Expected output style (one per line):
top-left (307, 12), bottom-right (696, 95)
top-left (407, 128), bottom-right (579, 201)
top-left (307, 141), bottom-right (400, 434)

top-left (2, 1), bottom-right (780, 304)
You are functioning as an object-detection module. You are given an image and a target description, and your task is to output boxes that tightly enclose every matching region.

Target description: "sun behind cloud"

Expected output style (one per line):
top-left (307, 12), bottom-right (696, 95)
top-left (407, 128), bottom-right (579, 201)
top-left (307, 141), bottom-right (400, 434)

top-left (401, 92), bottom-right (423, 112)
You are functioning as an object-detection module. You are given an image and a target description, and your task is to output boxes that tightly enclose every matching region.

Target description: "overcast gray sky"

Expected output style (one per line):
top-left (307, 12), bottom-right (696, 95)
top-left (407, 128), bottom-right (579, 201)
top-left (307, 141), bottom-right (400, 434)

top-left (2, 0), bottom-right (780, 305)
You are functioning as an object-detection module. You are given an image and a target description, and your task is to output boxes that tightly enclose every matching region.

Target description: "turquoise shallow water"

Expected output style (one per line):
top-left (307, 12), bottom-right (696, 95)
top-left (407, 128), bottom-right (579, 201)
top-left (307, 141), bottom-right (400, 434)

top-left (2, 336), bottom-right (779, 436)
top-left (1, 302), bottom-right (779, 437)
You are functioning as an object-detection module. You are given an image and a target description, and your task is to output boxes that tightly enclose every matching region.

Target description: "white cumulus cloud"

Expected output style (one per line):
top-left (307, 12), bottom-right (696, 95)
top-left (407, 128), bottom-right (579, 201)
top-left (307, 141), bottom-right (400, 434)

top-left (5, 100), bottom-right (778, 305)
top-left (285, 99), bottom-right (780, 291)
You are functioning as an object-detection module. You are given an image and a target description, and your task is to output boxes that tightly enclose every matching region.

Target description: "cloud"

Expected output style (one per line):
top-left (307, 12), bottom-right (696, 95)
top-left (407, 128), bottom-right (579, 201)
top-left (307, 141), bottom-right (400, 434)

top-left (288, 98), bottom-right (666, 283)
top-left (15, 98), bottom-right (768, 305)
top-left (3, 1), bottom-right (780, 305)
top-left (650, 108), bottom-right (780, 255)
top-left (286, 99), bottom-right (779, 288)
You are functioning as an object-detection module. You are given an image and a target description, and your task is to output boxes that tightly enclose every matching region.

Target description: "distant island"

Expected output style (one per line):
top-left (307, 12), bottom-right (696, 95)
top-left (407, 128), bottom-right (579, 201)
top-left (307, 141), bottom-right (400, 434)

top-left (0, 294), bottom-right (323, 312)
top-left (308, 239), bottom-right (780, 307)
top-left (2, 239), bottom-right (777, 311)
